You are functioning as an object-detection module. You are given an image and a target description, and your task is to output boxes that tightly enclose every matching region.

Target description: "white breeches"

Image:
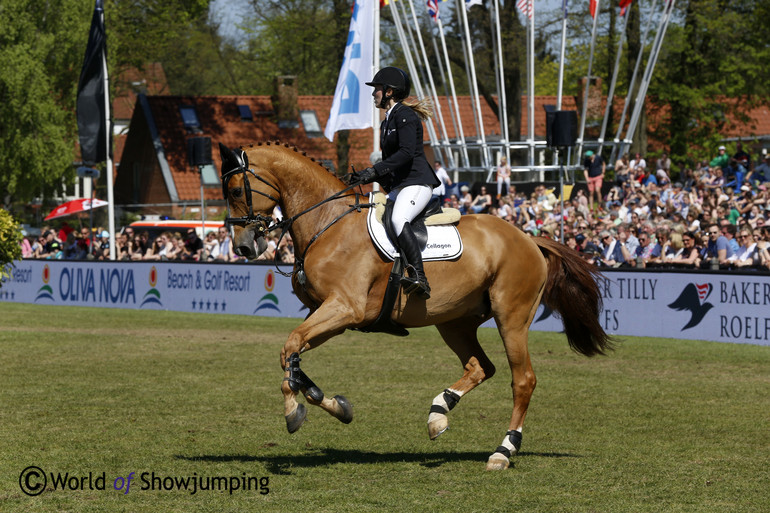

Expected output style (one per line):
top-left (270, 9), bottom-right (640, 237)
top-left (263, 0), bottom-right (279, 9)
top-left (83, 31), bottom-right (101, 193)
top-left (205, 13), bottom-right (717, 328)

top-left (388, 185), bottom-right (433, 236)
top-left (497, 177), bottom-right (510, 196)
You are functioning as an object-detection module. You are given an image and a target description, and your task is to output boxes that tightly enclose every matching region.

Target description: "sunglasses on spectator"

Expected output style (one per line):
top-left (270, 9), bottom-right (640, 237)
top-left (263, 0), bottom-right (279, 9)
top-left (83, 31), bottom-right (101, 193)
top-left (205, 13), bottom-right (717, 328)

top-left (709, 230), bottom-right (719, 235)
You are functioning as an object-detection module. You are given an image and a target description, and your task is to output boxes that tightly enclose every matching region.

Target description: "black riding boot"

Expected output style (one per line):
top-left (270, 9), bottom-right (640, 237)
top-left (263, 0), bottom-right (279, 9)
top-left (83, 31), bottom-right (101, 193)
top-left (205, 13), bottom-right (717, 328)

top-left (397, 223), bottom-right (431, 299)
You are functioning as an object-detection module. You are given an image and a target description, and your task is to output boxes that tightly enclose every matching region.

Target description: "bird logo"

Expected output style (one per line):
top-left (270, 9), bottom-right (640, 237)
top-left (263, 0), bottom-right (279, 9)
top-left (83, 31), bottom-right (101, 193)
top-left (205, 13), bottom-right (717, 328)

top-left (667, 283), bottom-right (714, 330)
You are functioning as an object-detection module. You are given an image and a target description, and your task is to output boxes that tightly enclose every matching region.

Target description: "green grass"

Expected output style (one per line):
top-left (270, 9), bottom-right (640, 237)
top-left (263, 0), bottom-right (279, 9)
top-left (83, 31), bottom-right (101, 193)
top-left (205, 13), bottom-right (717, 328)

top-left (1, 303), bottom-right (768, 512)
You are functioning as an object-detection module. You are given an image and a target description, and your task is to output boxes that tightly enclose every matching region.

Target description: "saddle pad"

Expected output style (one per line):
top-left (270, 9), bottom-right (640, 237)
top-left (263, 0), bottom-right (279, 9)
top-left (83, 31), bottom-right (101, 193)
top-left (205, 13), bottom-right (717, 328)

top-left (366, 193), bottom-right (463, 262)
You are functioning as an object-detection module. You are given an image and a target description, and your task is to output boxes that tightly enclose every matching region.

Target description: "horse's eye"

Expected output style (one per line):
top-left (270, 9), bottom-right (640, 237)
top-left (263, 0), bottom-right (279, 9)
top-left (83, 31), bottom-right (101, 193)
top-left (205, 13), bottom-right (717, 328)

top-left (231, 187), bottom-right (243, 198)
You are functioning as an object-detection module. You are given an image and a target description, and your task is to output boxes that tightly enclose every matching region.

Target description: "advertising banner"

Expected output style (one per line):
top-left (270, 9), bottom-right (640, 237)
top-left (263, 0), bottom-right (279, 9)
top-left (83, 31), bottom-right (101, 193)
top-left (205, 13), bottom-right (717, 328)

top-left (2, 261), bottom-right (769, 346)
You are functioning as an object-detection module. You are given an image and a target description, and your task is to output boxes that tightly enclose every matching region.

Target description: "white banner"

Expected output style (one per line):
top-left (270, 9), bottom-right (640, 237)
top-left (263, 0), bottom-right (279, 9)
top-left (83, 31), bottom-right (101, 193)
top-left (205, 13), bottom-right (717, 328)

top-left (323, 0), bottom-right (374, 141)
top-left (2, 262), bottom-right (769, 346)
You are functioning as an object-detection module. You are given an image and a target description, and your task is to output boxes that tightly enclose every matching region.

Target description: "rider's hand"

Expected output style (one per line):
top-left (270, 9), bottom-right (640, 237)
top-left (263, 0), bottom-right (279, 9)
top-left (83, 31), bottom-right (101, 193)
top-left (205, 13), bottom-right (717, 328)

top-left (343, 167), bottom-right (377, 186)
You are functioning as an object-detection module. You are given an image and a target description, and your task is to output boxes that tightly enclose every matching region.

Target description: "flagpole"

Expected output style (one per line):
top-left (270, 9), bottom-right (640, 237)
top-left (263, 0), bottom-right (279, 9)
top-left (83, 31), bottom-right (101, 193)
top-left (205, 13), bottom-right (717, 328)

top-left (436, 15), bottom-right (470, 169)
top-left (459, 0), bottom-right (490, 169)
top-left (575, 0), bottom-right (601, 166)
top-left (492, 0), bottom-right (509, 163)
top-left (406, 0), bottom-right (453, 168)
top-left (528, 1), bottom-right (536, 177)
top-left (598, 6), bottom-right (630, 155)
top-left (624, 0), bottom-right (676, 155)
top-left (556, 1), bottom-right (568, 110)
top-left (373, 0), bottom-right (380, 161)
top-left (611, 0), bottom-right (658, 165)
top-left (99, 5), bottom-right (116, 260)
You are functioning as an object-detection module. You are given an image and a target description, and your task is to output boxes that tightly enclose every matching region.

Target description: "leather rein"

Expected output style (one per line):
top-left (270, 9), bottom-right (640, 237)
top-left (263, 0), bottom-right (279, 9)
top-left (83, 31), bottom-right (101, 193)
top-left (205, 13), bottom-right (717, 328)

top-left (220, 162), bottom-right (372, 283)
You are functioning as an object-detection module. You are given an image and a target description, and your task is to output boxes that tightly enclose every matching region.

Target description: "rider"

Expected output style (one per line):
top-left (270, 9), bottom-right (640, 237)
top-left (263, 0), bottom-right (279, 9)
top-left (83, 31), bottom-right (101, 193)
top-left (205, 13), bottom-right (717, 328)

top-left (344, 66), bottom-right (439, 299)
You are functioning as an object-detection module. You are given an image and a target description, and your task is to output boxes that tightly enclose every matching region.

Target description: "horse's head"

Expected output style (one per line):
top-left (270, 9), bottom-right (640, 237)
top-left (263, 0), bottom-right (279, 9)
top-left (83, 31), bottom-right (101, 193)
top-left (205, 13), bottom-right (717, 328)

top-left (219, 143), bottom-right (279, 259)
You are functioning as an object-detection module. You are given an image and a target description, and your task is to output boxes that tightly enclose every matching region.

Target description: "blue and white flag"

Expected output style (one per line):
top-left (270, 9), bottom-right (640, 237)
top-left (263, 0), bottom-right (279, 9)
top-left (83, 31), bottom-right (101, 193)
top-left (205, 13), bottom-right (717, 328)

top-left (324, 0), bottom-right (375, 141)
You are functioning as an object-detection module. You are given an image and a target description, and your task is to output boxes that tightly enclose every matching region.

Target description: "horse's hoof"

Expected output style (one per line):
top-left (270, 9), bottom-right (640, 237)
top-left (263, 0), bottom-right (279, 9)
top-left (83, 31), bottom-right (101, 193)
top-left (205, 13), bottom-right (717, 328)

top-left (332, 395), bottom-right (353, 424)
top-left (427, 413), bottom-right (448, 440)
top-left (285, 403), bottom-right (307, 434)
top-left (485, 452), bottom-right (511, 471)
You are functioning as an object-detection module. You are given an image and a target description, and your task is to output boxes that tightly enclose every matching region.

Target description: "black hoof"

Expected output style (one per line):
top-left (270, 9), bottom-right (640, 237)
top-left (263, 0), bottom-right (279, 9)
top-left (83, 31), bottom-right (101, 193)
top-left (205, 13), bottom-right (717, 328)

top-left (333, 395), bottom-right (353, 424)
top-left (285, 403), bottom-right (307, 434)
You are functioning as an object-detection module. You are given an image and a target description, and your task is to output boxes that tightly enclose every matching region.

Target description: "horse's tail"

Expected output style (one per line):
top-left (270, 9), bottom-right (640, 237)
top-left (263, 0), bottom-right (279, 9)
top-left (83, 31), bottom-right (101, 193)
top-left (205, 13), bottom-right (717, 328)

top-left (532, 237), bottom-right (614, 357)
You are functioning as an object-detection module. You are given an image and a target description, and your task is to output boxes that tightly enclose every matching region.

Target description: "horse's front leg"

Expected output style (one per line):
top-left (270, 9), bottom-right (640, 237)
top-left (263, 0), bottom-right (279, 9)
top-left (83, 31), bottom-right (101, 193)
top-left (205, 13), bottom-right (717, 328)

top-left (280, 295), bottom-right (363, 433)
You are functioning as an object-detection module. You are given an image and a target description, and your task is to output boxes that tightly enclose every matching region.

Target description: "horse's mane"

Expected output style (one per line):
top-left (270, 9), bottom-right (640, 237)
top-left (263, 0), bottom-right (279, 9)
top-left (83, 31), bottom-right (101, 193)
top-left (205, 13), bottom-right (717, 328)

top-left (239, 141), bottom-right (342, 182)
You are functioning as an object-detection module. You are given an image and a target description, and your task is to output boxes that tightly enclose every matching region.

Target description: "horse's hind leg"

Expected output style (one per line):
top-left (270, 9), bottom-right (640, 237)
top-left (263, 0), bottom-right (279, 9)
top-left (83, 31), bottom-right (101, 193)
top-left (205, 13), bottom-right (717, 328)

top-left (485, 284), bottom-right (543, 470)
top-left (429, 319), bottom-right (496, 440)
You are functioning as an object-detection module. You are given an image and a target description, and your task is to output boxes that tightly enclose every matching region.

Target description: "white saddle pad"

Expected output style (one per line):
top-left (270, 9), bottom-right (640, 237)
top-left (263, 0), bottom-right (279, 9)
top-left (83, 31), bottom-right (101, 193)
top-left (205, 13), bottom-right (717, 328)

top-left (366, 193), bottom-right (463, 262)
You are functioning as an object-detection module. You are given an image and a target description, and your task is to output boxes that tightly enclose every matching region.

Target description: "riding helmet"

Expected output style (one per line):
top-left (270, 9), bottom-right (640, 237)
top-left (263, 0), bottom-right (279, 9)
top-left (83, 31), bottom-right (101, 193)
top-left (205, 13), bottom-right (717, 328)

top-left (365, 67), bottom-right (411, 100)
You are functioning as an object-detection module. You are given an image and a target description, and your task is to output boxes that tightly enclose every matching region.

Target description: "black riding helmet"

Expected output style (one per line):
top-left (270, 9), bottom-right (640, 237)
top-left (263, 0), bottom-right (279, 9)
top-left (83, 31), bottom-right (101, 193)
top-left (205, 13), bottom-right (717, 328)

top-left (366, 66), bottom-right (411, 103)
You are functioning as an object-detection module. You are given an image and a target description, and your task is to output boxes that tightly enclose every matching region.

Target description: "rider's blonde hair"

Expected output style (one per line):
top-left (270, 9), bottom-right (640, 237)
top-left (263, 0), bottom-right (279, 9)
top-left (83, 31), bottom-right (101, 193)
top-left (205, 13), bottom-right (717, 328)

top-left (402, 97), bottom-right (433, 121)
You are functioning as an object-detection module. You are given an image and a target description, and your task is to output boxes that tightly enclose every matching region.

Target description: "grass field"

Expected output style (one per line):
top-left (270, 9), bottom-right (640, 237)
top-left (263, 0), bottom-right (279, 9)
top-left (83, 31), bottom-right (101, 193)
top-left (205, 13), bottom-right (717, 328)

top-left (1, 303), bottom-right (768, 512)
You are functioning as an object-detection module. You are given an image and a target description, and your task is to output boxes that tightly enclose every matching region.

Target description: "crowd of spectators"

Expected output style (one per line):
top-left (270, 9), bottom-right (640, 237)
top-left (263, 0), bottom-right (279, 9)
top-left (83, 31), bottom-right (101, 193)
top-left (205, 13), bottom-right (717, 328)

top-left (20, 222), bottom-right (296, 264)
top-left (441, 144), bottom-right (769, 271)
top-left (21, 144), bottom-right (770, 272)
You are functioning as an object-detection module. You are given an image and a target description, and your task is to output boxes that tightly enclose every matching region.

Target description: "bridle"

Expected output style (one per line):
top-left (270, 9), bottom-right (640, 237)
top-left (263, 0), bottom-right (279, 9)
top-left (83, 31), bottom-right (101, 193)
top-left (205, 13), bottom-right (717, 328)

top-left (220, 153), bottom-right (372, 282)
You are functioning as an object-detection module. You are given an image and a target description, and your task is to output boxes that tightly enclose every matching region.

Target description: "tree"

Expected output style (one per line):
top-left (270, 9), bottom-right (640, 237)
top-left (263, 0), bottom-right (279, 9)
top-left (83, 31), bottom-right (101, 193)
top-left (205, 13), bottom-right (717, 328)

top-left (650, 0), bottom-right (770, 165)
top-left (0, 0), bottom-right (90, 209)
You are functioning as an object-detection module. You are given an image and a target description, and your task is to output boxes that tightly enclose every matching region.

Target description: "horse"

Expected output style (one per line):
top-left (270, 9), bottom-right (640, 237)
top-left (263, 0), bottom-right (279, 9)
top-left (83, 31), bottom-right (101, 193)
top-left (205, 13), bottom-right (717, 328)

top-left (218, 141), bottom-right (612, 471)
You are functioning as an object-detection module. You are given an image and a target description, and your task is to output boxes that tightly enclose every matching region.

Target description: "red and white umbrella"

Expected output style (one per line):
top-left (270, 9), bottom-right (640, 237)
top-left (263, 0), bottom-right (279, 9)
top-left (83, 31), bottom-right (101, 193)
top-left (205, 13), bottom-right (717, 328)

top-left (44, 198), bottom-right (108, 221)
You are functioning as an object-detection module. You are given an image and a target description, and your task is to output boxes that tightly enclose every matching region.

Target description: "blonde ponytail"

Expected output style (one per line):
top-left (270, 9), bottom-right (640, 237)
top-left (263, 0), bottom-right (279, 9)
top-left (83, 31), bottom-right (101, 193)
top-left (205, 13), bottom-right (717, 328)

top-left (402, 97), bottom-right (433, 121)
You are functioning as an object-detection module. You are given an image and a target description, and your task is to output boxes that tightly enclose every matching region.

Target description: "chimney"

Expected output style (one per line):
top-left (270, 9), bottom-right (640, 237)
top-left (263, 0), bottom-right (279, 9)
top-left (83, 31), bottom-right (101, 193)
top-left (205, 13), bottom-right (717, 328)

top-left (577, 76), bottom-right (604, 135)
top-left (272, 75), bottom-right (299, 129)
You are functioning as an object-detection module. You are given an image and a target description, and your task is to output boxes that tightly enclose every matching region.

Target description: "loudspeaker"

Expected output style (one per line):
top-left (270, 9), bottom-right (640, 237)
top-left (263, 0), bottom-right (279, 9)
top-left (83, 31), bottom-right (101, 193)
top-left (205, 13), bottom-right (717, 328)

top-left (547, 110), bottom-right (578, 148)
top-left (188, 137), bottom-right (212, 167)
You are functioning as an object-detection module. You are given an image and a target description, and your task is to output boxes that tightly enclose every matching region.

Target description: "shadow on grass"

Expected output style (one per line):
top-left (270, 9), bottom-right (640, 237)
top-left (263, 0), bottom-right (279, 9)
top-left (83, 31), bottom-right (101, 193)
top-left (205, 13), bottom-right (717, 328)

top-left (175, 449), bottom-right (581, 475)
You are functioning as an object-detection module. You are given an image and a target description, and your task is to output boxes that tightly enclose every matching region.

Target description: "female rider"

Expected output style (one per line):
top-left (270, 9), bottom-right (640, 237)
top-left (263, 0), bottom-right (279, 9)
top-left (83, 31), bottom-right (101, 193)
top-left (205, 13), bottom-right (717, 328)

top-left (344, 67), bottom-right (439, 299)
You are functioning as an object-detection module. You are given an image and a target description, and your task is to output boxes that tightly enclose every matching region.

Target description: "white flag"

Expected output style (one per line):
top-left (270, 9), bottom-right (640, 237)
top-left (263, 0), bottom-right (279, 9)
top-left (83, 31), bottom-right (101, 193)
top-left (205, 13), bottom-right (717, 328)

top-left (324, 0), bottom-right (375, 141)
top-left (466, 0), bottom-right (483, 10)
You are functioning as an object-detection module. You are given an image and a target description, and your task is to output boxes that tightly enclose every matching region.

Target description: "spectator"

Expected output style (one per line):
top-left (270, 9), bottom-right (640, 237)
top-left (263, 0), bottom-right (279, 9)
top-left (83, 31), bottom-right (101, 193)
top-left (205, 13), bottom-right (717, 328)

top-left (63, 232), bottom-right (85, 260)
top-left (470, 186), bottom-right (492, 214)
top-left (432, 161), bottom-right (453, 203)
top-left (733, 142), bottom-right (751, 170)
top-left (614, 153), bottom-right (630, 185)
top-left (722, 224), bottom-right (739, 254)
top-left (701, 223), bottom-right (734, 267)
top-left (459, 185), bottom-right (473, 214)
top-left (733, 228), bottom-right (758, 267)
top-left (184, 229), bottom-right (204, 261)
top-left (143, 232), bottom-right (173, 261)
top-left (656, 152), bottom-right (672, 175)
top-left (128, 234), bottom-right (146, 260)
top-left (710, 145), bottom-right (729, 169)
top-left (20, 231), bottom-right (33, 258)
top-left (115, 232), bottom-right (129, 260)
top-left (203, 231), bottom-right (219, 260)
top-left (495, 157), bottom-right (511, 199)
top-left (671, 231), bottom-right (701, 267)
top-left (747, 152), bottom-right (769, 185)
top-left (629, 152), bottom-right (646, 171)
top-left (215, 226), bottom-right (234, 261)
top-left (599, 230), bottom-right (625, 267)
top-left (632, 232), bottom-right (661, 268)
top-left (583, 150), bottom-right (605, 213)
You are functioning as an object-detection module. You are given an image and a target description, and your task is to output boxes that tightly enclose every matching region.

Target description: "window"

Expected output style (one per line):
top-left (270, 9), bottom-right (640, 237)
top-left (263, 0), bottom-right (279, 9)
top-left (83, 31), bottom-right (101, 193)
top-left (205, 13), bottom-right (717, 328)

top-left (238, 105), bottom-right (253, 122)
top-left (300, 110), bottom-right (322, 138)
top-left (180, 105), bottom-right (201, 132)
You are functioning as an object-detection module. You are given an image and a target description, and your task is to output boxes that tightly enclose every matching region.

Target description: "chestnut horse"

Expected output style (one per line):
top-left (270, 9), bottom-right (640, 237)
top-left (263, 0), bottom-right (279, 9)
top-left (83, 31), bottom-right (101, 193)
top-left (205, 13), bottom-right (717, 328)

top-left (219, 142), bottom-right (611, 470)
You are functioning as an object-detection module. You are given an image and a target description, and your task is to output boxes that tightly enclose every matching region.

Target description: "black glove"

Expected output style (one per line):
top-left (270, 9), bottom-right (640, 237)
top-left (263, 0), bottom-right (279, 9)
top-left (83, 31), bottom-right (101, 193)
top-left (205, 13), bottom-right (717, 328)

top-left (343, 167), bottom-right (378, 186)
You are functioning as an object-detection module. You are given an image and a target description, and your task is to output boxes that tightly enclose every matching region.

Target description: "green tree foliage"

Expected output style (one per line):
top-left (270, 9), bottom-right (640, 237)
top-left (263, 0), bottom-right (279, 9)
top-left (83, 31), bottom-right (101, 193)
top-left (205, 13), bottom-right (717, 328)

top-left (0, 209), bottom-right (23, 283)
top-left (0, 0), bottom-right (90, 208)
top-left (651, 0), bottom-right (770, 164)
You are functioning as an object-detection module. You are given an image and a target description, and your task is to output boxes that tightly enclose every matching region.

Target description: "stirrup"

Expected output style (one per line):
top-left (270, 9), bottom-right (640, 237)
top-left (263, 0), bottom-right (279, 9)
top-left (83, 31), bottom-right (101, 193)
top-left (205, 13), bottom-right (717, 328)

top-left (401, 275), bottom-right (431, 299)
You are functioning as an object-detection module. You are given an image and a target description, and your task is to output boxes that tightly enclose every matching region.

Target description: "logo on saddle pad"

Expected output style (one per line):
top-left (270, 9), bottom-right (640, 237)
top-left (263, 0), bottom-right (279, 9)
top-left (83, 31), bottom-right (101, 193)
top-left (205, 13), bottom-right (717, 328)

top-left (366, 193), bottom-right (463, 262)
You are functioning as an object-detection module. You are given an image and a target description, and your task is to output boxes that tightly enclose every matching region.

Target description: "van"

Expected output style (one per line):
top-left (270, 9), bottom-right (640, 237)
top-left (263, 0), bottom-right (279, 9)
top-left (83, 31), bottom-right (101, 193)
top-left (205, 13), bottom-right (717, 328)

top-left (128, 220), bottom-right (224, 242)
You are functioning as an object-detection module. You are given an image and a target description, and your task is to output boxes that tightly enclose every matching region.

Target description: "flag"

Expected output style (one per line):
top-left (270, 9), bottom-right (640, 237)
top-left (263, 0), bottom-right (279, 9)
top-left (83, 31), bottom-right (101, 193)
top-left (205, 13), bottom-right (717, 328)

top-left (324, 0), bottom-right (375, 141)
top-left (380, 0), bottom-right (389, 7)
top-left (466, 0), bottom-right (482, 10)
top-left (427, 0), bottom-right (439, 22)
top-left (590, 0), bottom-right (598, 18)
top-left (517, 0), bottom-right (532, 19)
top-left (77, 0), bottom-right (108, 163)
top-left (563, 0), bottom-right (569, 18)
top-left (619, 0), bottom-right (632, 16)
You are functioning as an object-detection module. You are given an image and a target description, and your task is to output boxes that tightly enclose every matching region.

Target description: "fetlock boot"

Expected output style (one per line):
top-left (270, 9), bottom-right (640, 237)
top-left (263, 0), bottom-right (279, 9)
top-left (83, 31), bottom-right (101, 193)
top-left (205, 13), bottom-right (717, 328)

top-left (397, 223), bottom-right (431, 299)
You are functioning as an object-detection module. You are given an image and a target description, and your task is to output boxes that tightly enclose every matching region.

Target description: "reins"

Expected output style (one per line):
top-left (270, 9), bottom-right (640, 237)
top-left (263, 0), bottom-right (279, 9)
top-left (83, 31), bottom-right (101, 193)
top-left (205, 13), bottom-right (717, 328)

top-left (221, 163), bottom-right (373, 283)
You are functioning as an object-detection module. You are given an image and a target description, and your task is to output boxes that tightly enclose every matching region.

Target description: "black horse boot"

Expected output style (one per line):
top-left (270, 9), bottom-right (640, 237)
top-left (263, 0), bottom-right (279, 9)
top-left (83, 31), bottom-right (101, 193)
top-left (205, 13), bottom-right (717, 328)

top-left (397, 223), bottom-right (431, 299)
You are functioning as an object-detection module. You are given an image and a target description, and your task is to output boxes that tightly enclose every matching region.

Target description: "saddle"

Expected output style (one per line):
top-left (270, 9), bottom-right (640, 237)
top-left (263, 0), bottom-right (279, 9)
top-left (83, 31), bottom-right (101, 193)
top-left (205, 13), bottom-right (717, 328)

top-left (357, 193), bottom-right (463, 337)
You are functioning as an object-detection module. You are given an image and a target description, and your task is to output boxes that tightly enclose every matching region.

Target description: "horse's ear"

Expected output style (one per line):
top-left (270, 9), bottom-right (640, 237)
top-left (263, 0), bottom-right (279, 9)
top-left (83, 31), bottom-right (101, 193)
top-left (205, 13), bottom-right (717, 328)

top-left (219, 143), bottom-right (236, 176)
